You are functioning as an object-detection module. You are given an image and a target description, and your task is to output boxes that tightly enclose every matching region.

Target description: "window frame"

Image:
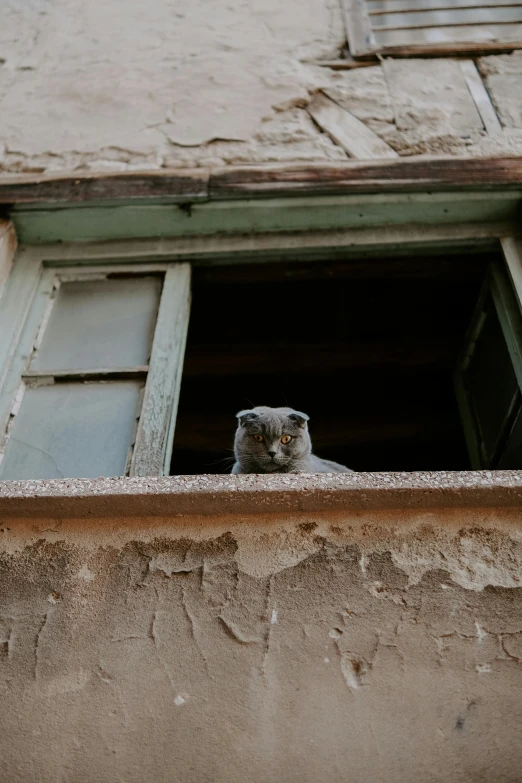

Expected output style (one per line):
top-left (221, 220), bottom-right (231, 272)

top-left (454, 254), bottom-right (522, 468)
top-left (0, 258), bottom-right (191, 478)
top-left (342, 0), bottom-right (522, 59)
top-left (1, 163), bottom-right (521, 479)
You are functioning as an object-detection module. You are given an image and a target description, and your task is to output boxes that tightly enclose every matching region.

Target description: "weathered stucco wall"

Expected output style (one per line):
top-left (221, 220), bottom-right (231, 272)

top-left (1, 0), bottom-right (522, 174)
top-left (1, 473), bottom-right (522, 782)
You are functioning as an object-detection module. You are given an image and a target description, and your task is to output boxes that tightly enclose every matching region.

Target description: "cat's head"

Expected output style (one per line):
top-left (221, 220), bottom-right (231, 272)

top-left (234, 406), bottom-right (311, 472)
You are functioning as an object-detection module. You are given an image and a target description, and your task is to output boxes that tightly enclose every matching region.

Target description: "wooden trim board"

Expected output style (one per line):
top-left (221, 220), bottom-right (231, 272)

top-left (9, 191), bottom-right (522, 245)
top-left (0, 170), bottom-right (209, 206)
top-left (2, 158), bottom-right (522, 206)
top-left (307, 92), bottom-right (398, 159)
top-left (130, 264), bottom-right (191, 477)
top-left (8, 223), bottom-right (513, 270)
top-left (460, 60), bottom-right (502, 135)
top-left (371, 40), bottom-right (522, 57)
top-left (209, 158), bottom-right (522, 198)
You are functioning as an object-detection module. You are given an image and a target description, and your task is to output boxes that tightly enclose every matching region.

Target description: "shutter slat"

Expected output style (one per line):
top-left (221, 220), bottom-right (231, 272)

top-left (373, 7), bottom-right (522, 27)
top-left (375, 21), bottom-right (522, 44)
top-left (346, 0), bottom-right (522, 54)
top-left (368, 0), bottom-right (522, 11)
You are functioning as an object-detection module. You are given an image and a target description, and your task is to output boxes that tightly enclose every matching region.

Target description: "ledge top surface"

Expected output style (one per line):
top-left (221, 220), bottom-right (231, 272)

top-left (1, 471), bottom-right (522, 518)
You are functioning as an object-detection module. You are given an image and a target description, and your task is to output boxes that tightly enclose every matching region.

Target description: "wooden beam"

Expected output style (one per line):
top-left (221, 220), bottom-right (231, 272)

top-left (308, 44), bottom-right (522, 66)
top-left (209, 158), bottom-right (522, 198)
top-left (0, 169), bottom-right (209, 206)
top-left (460, 60), bottom-right (502, 135)
top-left (0, 220), bottom-right (17, 300)
top-left (307, 92), bottom-right (398, 160)
top-left (1, 158), bottom-right (522, 209)
top-left (376, 40), bottom-right (522, 56)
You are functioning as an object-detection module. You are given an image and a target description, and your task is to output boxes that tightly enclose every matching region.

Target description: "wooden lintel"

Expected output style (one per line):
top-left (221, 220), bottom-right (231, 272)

top-left (1, 159), bottom-right (522, 209)
top-left (209, 158), bottom-right (522, 198)
top-left (0, 169), bottom-right (209, 206)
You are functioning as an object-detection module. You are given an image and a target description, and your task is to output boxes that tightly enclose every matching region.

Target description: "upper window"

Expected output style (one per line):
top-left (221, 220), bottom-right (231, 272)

top-left (344, 0), bottom-right (522, 58)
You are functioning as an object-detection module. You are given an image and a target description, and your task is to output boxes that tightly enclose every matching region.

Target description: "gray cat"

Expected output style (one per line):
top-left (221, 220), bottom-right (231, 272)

top-left (231, 406), bottom-right (353, 474)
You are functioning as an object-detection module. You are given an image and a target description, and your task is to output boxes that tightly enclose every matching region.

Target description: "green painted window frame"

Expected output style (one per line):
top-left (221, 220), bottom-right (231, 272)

top-left (0, 188), bottom-right (521, 478)
top-left (454, 238), bottom-right (522, 469)
top-left (0, 257), bottom-right (191, 478)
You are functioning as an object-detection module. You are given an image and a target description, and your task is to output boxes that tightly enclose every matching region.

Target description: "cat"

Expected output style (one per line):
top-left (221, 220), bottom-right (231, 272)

top-left (231, 406), bottom-right (353, 474)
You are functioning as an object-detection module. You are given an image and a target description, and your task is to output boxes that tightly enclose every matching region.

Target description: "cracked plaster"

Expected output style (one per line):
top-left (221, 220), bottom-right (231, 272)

top-left (2, 1), bottom-right (522, 775)
top-left (2, 474), bottom-right (522, 778)
top-left (0, 0), bottom-right (348, 172)
top-left (2, 483), bottom-right (522, 780)
top-left (2, 1), bottom-right (522, 173)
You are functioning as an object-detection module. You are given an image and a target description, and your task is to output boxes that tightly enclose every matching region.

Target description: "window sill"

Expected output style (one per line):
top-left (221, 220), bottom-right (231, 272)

top-left (0, 471), bottom-right (522, 520)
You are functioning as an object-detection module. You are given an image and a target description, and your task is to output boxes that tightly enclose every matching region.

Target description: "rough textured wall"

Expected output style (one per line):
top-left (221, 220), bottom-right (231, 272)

top-left (2, 487), bottom-right (522, 782)
top-left (1, 0), bottom-right (522, 174)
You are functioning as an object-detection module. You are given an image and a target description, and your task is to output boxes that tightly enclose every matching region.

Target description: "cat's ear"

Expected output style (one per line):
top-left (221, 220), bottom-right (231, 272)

top-left (236, 409), bottom-right (258, 427)
top-left (288, 411), bottom-right (309, 429)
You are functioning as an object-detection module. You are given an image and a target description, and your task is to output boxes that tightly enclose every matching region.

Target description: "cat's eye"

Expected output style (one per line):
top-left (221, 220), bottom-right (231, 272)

top-left (281, 434), bottom-right (292, 444)
top-left (253, 434), bottom-right (264, 443)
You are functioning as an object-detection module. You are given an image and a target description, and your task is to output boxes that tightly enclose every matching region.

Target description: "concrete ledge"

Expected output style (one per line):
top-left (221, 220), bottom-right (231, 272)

top-left (1, 471), bottom-right (522, 518)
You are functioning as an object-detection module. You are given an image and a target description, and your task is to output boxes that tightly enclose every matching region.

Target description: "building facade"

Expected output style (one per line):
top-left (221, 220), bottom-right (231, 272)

top-left (1, 1), bottom-right (522, 780)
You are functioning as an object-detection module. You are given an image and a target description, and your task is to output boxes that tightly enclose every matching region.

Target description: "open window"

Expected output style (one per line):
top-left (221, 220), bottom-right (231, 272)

top-left (2, 237), bottom-right (522, 480)
top-left (343, 0), bottom-right (522, 58)
top-left (171, 249), bottom-right (492, 474)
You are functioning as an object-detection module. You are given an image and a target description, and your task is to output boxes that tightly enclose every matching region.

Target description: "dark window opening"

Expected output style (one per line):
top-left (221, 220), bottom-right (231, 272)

top-left (170, 251), bottom-right (497, 475)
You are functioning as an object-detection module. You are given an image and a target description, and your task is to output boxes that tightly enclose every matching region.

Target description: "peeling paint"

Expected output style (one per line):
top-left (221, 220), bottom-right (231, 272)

top-left (1, 3), bottom-right (522, 174)
top-left (47, 668), bottom-right (90, 696)
top-left (1, 510), bottom-right (522, 779)
top-left (339, 653), bottom-right (369, 690)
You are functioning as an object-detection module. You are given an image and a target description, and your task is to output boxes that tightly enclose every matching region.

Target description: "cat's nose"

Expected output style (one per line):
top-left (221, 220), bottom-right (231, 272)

top-left (268, 450), bottom-right (277, 458)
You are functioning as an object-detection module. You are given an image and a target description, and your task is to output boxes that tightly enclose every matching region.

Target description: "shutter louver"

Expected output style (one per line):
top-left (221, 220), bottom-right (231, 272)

top-left (343, 0), bottom-right (522, 57)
